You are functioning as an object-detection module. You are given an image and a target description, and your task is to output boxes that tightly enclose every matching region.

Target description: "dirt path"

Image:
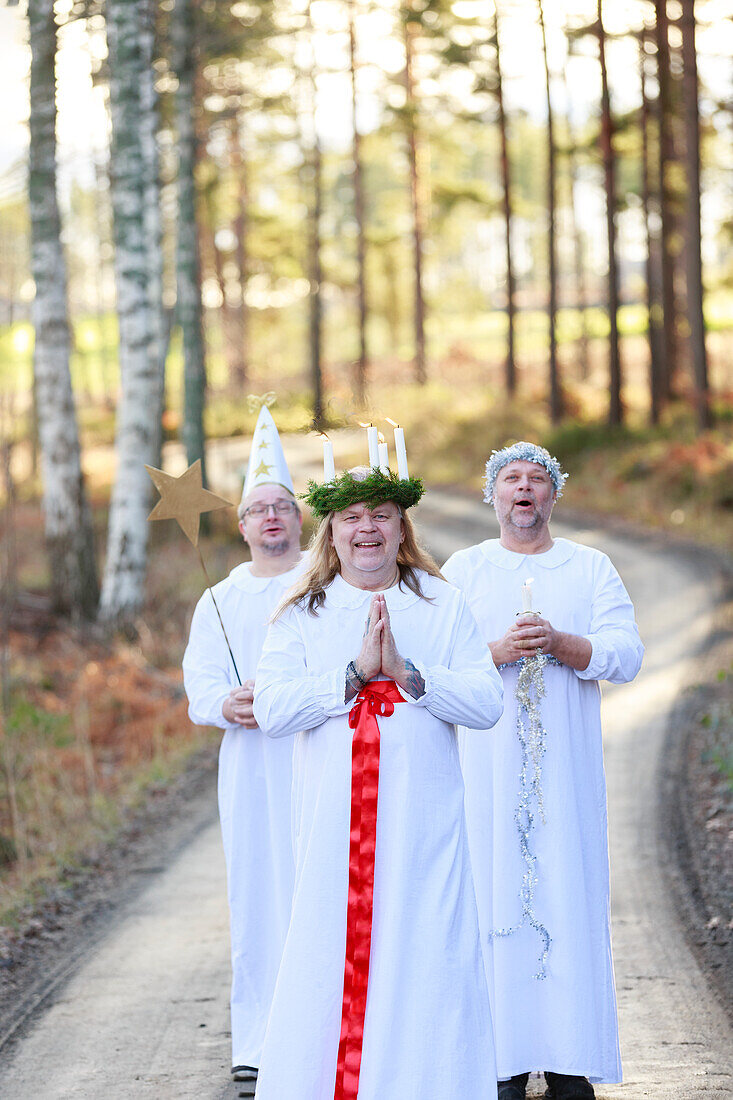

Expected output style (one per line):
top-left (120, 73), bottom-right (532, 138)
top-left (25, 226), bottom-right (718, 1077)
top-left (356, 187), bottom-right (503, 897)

top-left (0, 472), bottom-right (730, 1098)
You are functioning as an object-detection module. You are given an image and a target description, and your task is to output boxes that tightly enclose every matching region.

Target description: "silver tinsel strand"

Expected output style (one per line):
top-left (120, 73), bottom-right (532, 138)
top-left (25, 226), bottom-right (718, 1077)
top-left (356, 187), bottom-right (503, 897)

top-left (490, 653), bottom-right (559, 980)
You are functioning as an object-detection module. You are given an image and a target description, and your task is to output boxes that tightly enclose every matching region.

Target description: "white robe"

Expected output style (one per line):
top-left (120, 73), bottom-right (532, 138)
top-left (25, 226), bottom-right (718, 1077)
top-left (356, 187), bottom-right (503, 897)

top-left (252, 571), bottom-right (503, 1100)
top-left (182, 558), bottom-right (304, 1069)
top-left (442, 538), bottom-right (644, 1084)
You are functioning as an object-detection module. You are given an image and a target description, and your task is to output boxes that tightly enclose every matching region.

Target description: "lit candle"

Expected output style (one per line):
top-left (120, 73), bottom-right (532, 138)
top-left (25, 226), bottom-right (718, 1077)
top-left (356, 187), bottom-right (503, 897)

top-left (387, 418), bottom-right (409, 479)
top-left (521, 578), bottom-right (534, 613)
top-left (377, 433), bottom-right (390, 474)
top-left (366, 424), bottom-right (379, 469)
top-left (322, 435), bottom-right (335, 482)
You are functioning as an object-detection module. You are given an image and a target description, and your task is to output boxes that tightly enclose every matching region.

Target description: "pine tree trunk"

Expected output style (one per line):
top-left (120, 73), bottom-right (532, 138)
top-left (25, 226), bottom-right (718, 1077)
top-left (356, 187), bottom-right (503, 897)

top-left (403, 12), bottom-right (426, 386)
top-left (173, 0), bottom-right (208, 477)
top-left (493, 3), bottom-right (517, 396)
top-left (640, 27), bottom-right (664, 424)
top-left (680, 0), bottom-right (712, 429)
top-left (28, 0), bottom-right (98, 620)
top-left (538, 1), bottom-right (562, 422)
top-left (349, 0), bottom-right (368, 408)
top-left (100, 0), bottom-right (162, 625)
top-left (560, 60), bottom-right (591, 380)
top-left (228, 111), bottom-right (249, 390)
top-left (598, 2), bottom-right (623, 425)
top-left (655, 0), bottom-right (678, 401)
top-left (305, 1), bottom-right (324, 429)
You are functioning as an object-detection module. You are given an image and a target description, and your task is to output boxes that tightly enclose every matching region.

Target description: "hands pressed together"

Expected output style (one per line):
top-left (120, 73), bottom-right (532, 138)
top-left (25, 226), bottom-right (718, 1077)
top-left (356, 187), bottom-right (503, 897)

top-left (347, 594), bottom-right (426, 701)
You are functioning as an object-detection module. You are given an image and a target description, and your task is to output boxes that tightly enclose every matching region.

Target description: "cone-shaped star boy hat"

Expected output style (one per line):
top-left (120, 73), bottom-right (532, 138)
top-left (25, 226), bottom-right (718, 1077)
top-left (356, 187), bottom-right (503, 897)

top-left (242, 405), bottom-right (295, 500)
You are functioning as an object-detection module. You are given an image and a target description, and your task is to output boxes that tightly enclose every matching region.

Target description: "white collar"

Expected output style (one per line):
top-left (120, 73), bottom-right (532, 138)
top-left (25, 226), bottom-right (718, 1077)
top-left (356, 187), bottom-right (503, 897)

top-left (478, 537), bottom-right (576, 572)
top-left (326, 571), bottom-right (422, 610)
top-left (229, 555), bottom-right (304, 593)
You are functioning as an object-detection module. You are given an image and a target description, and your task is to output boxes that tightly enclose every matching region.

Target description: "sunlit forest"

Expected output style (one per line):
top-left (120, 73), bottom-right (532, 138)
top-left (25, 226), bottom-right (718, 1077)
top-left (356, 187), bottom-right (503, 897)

top-left (0, 0), bottom-right (732, 919)
top-left (1, 0), bottom-right (732, 614)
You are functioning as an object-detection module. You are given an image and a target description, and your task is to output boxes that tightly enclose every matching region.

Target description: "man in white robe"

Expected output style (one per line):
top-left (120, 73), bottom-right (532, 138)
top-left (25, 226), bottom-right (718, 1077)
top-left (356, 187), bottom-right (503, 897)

top-left (442, 442), bottom-right (643, 1100)
top-left (253, 465), bottom-right (503, 1100)
top-left (182, 406), bottom-right (304, 1086)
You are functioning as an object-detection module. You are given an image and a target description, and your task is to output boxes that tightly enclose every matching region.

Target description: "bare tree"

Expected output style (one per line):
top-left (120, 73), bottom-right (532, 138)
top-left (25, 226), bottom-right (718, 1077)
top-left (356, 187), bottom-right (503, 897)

top-left (560, 52), bottom-right (591, 380)
top-left (139, 0), bottom-right (167, 466)
top-left (492, 1), bottom-right (517, 395)
top-left (403, 4), bottom-right (427, 385)
top-left (304, 0), bottom-right (325, 429)
top-left (349, 0), bottom-right (368, 407)
top-left (537, 0), bottom-right (562, 422)
top-left (640, 26), bottom-right (664, 423)
top-left (654, 0), bottom-right (679, 401)
top-left (100, 0), bottom-right (163, 625)
top-left (680, 0), bottom-right (712, 428)
top-left (28, 0), bottom-right (98, 619)
top-left (172, 0), bottom-right (208, 477)
top-left (597, 0), bottom-right (623, 425)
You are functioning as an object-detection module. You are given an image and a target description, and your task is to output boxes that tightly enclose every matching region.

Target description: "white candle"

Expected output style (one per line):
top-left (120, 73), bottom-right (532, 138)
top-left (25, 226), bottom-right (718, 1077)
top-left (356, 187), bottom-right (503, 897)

top-left (366, 425), bottom-right (379, 469)
top-left (322, 437), bottom-right (335, 482)
top-left (378, 441), bottom-right (390, 474)
top-left (521, 578), bottom-right (534, 613)
top-left (390, 423), bottom-right (409, 479)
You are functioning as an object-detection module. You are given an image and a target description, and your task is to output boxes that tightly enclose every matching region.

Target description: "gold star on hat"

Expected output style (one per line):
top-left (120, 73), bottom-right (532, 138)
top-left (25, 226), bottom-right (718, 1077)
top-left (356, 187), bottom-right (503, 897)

top-left (145, 459), bottom-right (233, 546)
top-left (242, 404), bottom-right (295, 501)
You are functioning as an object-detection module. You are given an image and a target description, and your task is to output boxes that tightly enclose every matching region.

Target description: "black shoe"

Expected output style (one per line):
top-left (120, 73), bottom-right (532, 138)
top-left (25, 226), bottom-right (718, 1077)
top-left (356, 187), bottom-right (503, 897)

top-left (231, 1065), bottom-right (258, 1082)
top-left (543, 1072), bottom-right (595, 1100)
top-left (498, 1073), bottom-right (530, 1100)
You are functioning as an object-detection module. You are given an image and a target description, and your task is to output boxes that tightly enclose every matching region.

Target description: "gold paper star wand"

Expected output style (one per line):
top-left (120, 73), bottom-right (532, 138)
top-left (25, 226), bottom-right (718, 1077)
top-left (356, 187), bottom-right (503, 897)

top-left (145, 459), bottom-right (242, 685)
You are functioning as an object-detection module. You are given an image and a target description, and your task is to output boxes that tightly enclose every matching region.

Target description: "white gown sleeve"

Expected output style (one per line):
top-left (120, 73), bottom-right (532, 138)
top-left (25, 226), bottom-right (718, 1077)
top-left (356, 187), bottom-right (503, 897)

top-left (405, 592), bottom-right (504, 731)
top-left (576, 554), bottom-right (644, 685)
top-left (253, 608), bottom-right (352, 738)
top-left (182, 591), bottom-right (236, 729)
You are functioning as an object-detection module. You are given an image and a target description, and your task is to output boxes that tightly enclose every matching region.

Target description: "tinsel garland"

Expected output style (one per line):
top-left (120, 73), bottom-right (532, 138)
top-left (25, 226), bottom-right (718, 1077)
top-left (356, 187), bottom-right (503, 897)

top-left (302, 469), bottom-right (424, 518)
top-left (490, 652), bottom-right (560, 980)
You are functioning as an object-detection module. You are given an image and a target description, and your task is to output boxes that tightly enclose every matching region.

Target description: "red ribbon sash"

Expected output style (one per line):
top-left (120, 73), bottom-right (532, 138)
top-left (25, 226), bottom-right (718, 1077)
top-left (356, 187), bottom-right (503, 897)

top-left (333, 680), bottom-right (404, 1100)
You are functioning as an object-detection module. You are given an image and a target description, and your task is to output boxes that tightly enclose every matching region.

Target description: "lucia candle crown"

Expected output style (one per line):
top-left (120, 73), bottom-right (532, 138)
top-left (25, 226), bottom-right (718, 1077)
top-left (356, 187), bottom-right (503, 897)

top-left (302, 469), bottom-right (424, 518)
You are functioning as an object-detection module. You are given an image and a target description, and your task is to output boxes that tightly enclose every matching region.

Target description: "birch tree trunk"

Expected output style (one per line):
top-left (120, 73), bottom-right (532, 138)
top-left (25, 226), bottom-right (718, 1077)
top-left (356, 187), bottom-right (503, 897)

top-left (538, 0), bottom-right (562, 422)
top-left (597, 2), bottom-right (624, 425)
top-left (493, 2), bottom-right (517, 396)
top-left (349, 0), bottom-right (368, 408)
top-left (173, 0), bottom-right (208, 477)
top-left (28, 0), bottom-right (98, 620)
top-left (680, 0), bottom-right (712, 429)
top-left (99, 0), bottom-right (161, 625)
top-left (139, 0), bottom-right (167, 467)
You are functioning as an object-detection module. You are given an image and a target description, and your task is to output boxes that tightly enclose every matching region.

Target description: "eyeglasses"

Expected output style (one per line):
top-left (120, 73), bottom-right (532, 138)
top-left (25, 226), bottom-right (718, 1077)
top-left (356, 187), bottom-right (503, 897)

top-left (243, 501), bottom-right (298, 518)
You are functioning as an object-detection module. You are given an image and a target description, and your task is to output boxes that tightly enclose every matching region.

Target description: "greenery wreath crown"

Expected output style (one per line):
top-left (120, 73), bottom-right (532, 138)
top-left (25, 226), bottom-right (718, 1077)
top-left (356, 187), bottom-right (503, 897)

top-left (302, 469), bottom-right (424, 518)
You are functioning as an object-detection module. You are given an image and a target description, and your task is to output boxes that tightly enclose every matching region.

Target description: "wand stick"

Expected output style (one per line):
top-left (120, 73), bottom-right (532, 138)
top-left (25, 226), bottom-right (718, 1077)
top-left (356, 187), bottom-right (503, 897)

top-left (197, 545), bottom-right (242, 687)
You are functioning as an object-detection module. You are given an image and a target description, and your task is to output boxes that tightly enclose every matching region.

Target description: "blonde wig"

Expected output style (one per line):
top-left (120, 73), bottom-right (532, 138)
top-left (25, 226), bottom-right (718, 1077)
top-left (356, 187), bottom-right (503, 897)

top-left (276, 506), bottom-right (442, 617)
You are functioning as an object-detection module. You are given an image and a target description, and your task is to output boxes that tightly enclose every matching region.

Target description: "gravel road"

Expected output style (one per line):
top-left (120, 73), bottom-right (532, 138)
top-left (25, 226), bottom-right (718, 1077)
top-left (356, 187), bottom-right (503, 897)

top-left (0, 441), bottom-right (730, 1099)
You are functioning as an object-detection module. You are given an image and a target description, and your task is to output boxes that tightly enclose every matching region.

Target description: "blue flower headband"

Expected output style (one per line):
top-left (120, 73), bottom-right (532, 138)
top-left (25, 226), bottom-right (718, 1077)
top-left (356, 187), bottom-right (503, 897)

top-left (483, 441), bottom-right (568, 505)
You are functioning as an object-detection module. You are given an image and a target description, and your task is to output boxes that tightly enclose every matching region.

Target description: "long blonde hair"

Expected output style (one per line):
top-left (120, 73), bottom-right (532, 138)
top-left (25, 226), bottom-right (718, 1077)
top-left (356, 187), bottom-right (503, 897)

top-left (276, 507), bottom-right (443, 617)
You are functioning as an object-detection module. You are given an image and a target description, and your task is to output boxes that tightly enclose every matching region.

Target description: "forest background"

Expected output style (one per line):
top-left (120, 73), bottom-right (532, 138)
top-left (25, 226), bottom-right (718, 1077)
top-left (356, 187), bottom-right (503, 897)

top-left (0, 0), bottom-right (731, 928)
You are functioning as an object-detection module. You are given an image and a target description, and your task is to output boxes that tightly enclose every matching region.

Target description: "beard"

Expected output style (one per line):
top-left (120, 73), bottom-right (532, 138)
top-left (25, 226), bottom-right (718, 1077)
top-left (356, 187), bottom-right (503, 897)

top-left (259, 536), bottom-right (291, 556)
